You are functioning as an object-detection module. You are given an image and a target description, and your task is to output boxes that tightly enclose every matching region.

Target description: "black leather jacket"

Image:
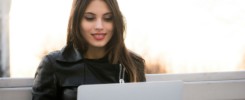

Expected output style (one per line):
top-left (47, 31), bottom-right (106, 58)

top-left (32, 45), bottom-right (146, 100)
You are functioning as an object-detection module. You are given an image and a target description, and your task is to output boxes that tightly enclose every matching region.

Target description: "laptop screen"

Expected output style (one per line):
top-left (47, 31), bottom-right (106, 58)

top-left (77, 81), bottom-right (183, 100)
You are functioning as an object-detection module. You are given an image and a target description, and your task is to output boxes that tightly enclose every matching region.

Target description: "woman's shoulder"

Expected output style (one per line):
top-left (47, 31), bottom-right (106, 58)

top-left (129, 51), bottom-right (145, 63)
top-left (47, 50), bottom-right (62, 58)
top-left (129, 51), bottom-right (145, 70)
top-left (41, 45), bottom-right (83, 63)
top-left (42, 50), bottom-right (62, 61)
top-left (129, 51), bottom-right (146, 82)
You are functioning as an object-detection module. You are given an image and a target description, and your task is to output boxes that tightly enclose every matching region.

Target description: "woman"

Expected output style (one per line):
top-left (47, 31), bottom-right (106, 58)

top-left (32, 0), bottom-right (146, 100)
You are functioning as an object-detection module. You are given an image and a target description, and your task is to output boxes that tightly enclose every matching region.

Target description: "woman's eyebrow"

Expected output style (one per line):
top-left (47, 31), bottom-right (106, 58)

top-left (84, 12), bottom-right (95, 15)
top-left (84, 12), bottom-right (112, 16)
top-left (104, 12), bottom-right (112, 15)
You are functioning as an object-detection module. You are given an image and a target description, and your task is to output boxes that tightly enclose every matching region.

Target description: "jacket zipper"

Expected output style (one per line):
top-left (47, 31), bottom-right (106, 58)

top-left (119, 64), bottom-right (125, 84)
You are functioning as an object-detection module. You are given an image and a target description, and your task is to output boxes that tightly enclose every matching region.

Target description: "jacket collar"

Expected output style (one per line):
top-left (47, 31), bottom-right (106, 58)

top-left (56, 44), bottom-right (83, 62)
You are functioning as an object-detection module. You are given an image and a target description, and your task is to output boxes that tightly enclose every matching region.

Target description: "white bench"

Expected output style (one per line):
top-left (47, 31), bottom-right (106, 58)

top-left (0, 78), bottom-right (33, 100)
top-left (1, 71), bottom-right (245, 100)
top-left (147, 71), bottom-right (245, 100)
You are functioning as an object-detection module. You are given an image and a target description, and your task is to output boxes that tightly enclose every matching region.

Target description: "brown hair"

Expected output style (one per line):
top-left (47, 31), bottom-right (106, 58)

top-left (67, 0), bottom-right (145, 82)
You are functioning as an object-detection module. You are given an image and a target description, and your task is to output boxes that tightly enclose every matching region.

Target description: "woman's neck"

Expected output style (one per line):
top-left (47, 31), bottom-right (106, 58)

top-left (85, 46), bottom-right (106, 59)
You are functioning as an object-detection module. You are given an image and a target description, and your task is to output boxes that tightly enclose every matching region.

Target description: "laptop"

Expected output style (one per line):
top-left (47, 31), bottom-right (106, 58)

top-left (77, 80), bottom-right (183, 100)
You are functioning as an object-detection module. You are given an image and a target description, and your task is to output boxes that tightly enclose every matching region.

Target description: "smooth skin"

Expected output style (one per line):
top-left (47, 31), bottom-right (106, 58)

top-left (81, 0), bottom-right (114, 59)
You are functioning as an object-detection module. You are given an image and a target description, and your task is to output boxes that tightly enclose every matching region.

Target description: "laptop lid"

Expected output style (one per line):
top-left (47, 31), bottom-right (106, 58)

top-left (77, 81), bottom-right (183, 100)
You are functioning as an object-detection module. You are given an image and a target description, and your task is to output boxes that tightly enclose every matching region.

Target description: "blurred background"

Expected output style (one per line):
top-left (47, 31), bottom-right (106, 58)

top-left (1, 0), bottom-right (245, 77)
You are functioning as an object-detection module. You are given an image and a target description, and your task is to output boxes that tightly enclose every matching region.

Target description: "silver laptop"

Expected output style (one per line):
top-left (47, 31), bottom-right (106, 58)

top-left (77, 80), bottom-right (183, 100)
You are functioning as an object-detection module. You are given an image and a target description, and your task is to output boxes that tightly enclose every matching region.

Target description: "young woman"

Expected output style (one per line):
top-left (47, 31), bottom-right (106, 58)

top-left (32, 0), bottom-right (146, 100)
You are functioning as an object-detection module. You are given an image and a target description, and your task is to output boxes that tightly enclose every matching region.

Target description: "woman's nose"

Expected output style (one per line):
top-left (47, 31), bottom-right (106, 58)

top-left (95, 19), bottom-right (103, 30)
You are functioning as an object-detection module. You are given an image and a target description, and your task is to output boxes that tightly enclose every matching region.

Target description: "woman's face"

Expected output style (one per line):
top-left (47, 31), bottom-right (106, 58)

top-left (81, 0), bottom-right (113, 49)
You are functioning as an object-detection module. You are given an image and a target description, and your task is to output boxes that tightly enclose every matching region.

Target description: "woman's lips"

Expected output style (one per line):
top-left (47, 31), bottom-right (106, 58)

top-left (92, 33), bottom-right (106, 40)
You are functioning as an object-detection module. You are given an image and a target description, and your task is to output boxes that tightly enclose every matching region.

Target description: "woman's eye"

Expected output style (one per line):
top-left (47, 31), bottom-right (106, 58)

top-left (104, 15), bottom-right (113, 22)
top-left (84, 15), bottom-right (95, 21)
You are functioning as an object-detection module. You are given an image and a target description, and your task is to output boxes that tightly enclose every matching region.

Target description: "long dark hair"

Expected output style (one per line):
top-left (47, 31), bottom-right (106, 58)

top-left (67, 0), bottom-right (145, 82)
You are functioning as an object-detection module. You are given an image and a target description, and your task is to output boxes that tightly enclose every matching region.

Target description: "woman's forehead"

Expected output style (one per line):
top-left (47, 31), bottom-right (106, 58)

top-left (85, 0), bottom-right (111, 14)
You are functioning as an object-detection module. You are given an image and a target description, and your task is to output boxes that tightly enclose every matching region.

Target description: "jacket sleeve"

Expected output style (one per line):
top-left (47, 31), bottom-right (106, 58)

top-left (32, 55), bottom-right (58, 100)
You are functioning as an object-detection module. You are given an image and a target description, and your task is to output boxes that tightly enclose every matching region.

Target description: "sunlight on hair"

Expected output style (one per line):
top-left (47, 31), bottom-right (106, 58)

top-left (9, 0), bottom-right (245, 77)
